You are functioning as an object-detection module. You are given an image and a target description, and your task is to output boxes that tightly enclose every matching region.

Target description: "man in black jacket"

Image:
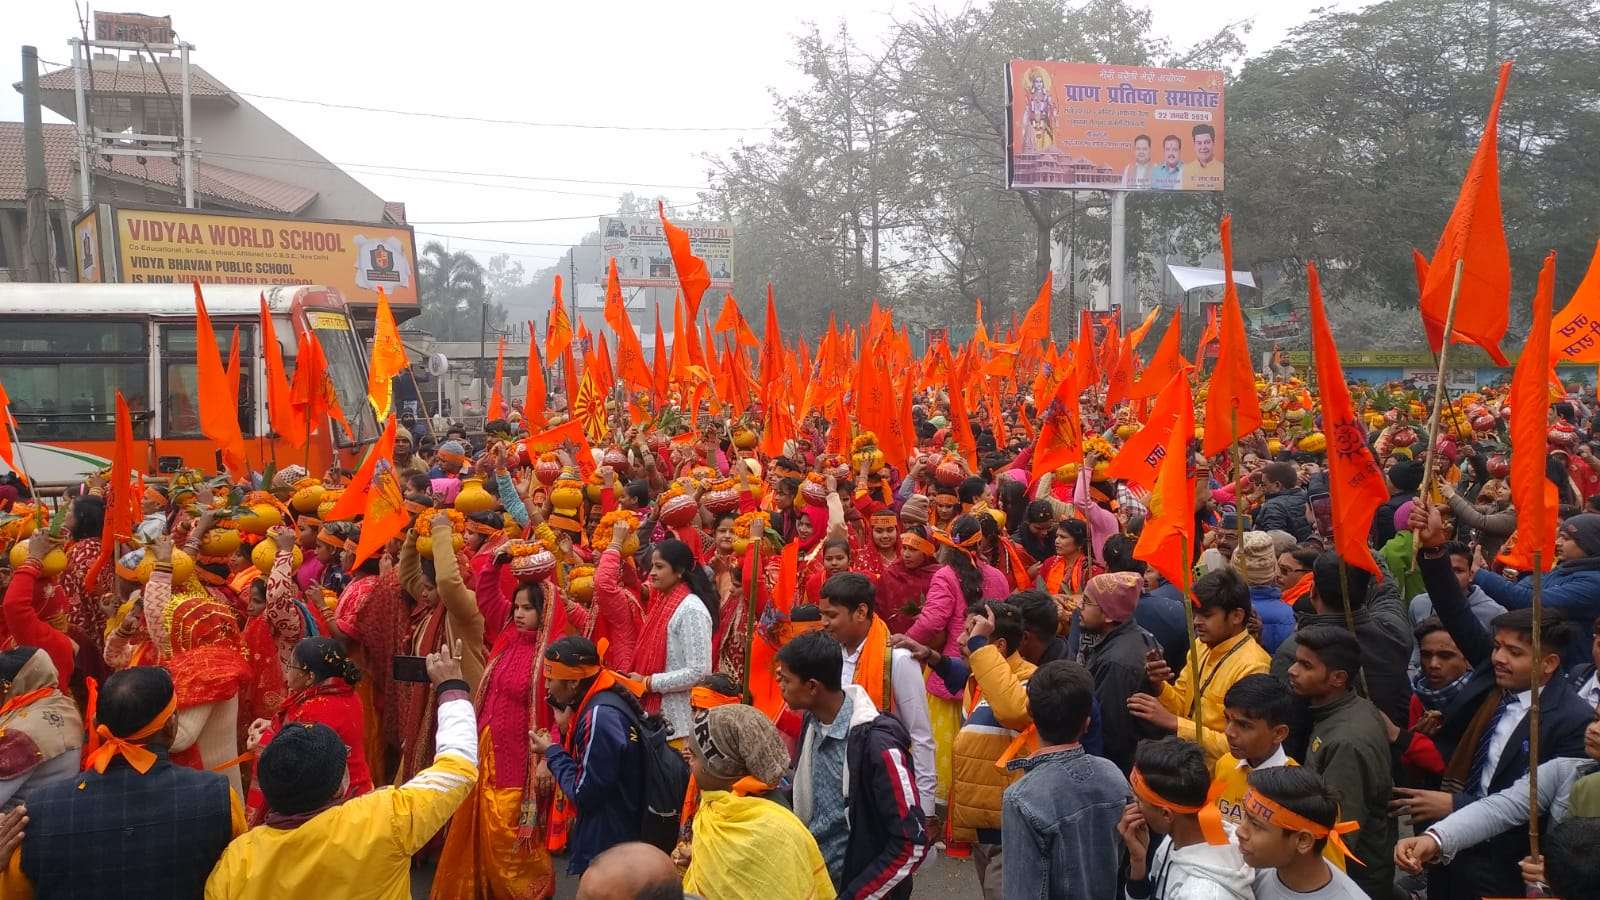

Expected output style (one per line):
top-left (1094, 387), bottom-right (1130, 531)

top-left (1402, 502), bottom-right (1594, 900)
top-left (1254, 461), bottom-right (1312, 542)
top-left (1372, 459), bottom-right (1424, 547)
top-left (1078, 572), bottom-right (1162, 773)
top-left (778, 631), bottom-right (929, 899)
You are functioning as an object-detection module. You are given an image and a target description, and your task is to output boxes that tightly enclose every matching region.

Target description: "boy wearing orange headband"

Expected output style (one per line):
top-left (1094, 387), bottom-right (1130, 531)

top-left (1236, 767), bottom-right (1367, 900)
top-left (1118, 737), bottom-right (1254, 900)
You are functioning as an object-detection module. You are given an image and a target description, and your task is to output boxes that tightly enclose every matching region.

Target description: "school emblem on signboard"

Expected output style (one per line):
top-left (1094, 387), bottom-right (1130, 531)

top-left (353, 235), bottom-right (413, 292)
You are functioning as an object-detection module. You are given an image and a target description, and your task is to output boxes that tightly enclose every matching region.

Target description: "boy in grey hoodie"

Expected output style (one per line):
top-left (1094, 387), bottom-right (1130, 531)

top-left (1117, 737), bottom-right (1255, 900)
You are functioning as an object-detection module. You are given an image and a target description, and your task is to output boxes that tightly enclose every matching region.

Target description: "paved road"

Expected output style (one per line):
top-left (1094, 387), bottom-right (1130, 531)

top-left (412, 847), bottom-right (983, 898)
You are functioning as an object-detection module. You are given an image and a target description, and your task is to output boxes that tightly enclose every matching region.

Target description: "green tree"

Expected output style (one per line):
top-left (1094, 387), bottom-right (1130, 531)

top-left (417, 241), bottom-right (504, 341)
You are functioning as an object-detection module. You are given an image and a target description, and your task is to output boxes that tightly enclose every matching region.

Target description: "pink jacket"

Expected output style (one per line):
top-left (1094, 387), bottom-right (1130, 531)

top-left (1073, 469), bottom-right (1121, 564)
top-left (904, 562), bottom-right (1010, 699)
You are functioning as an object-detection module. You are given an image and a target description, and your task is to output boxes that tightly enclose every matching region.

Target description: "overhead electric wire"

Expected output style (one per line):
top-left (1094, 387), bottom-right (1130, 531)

top-left (236, 90), bottom-right (773, 133)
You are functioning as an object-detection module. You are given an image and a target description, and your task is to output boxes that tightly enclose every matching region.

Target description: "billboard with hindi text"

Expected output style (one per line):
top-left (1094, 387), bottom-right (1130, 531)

top-left (1005, 61), bottom-right (1226, 192)
top-left (598, 216), bottom-right (733, 290)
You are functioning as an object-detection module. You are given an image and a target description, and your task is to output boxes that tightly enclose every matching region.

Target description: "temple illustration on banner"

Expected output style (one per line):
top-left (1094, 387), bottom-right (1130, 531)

top-left (1011, 144), bottom-right (1122, 187)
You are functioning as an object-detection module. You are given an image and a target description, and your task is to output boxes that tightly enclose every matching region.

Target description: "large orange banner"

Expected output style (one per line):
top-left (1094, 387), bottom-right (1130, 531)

top-left (1006, 61), bottom-right (1226, 192)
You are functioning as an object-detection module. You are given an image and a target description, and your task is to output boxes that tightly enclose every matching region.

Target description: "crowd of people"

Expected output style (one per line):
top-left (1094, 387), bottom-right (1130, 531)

top-left (1, 372), bottom-right (1599, 900)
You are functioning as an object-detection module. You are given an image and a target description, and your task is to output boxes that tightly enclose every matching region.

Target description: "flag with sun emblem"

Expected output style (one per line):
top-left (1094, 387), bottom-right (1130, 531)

top-left (573, 368), bottom-right (606, 443)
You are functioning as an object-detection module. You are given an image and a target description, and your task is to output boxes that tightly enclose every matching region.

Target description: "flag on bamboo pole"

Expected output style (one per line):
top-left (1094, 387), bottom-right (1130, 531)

top-left (1417, 61), bottom-right (1513, 366)
top-left (1550, 240), bottom-right (1600, 363)
top-left (604, 259), bottom-right (652, 392)
top-left (715, 293), bottom-right (759, 348)
top-left (1196, 304), bottom-right (1221, 361)
top-left (947, 354), bottom-right (979, 469)
top-left (1104, 368), bottom-right (1191, 491)
top-left (546, 276), bottom-right (573, 363)
top-left (758, 285), bottom-right (785, 406)
top-left (1307, 263), bottom-right (1387, 575)
top-left (193, 283), bottom-right (248, 478)
top-left (486, 336), bottom-right (507, 421)
top-left (659, 202), bottom-right (710, 369)
top-left (325, 414), bottom-right (398, 522)
top-left (366, 289), bottom-right (408, 421)
top-left (1505, 252), bottom-right (1560, 572)
top-left (1073, 309), bottom-right (1098, 394)
top-left (652, 302), bottom-right (670, 405)
top-left (259, 296), bottom-right (303, 448)
top-left (1030, 362), bottom-right (1084, 481)
top-left (225, 326), bottom-right (242, 406)
top-left (523, 328), bottom-right (547, 431)
top-left (860, 353), bottom-right (910, 472)
top-left (1133, 374), bottom-right (1196, 591)
top-left (1201, 216), bottom-right (1263, 458)
top-left (0, 380), bottom-right (25, 486)
top-left (1129, 308), bottom-right (1185, 400)
top-left (82, 390), bottom-right (137, 590)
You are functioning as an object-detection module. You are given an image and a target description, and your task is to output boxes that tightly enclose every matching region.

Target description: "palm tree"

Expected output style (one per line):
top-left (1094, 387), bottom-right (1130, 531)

top-left (417, 241), bottom-right (489, 341)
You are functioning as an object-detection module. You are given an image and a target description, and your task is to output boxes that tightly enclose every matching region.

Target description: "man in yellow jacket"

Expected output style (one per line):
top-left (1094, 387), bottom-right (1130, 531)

top-left (204, 641), bottom-right (478, 900)
top-left (1127, 568), bottom-right (1270, 766)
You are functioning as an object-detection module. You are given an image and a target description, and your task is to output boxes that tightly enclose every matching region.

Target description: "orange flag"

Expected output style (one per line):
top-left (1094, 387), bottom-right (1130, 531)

top-left (523, 328), bottom-right (548, 431)
top-left (1127, 305), bottom-right (1163, 350)
top-left (659, 202), bottom-right (710, 368)
top-left (714, 293), bottom-right (760, 348)
top-left (947, 356), bottom-right (979, 469)
top-left (1105, 368), bottom-right (1191, 492)
top-left (594, 334), bottom-right (616, 400)
top-left (669, 292), bottom-right (693, 387)
top-left (1505, 252), bottom-right (1560, 572)
top-left (1201, 216), bottom-right (1264, 458)
top-left (1104, 332), bottom-right (1135, 408)
top-left (193, 283), bottom-right (248, 478)
top-left (1418, 61), bottom-right (1513, 366)
top-left (1133, 374), bottom-right (1196, 592)
top-left (325, 414), bottom-right (398, 522)
top-left (604, 259), bottom-right (653, 392)
top-left (0, 380), bottom-right (25, 485)
top-left (1308, 263), bottom-right (1387, 575)
top-left (759, 285), bottom-right (786, 406)
top-left (83, 390), bottom-right (137, 590)
top-left (292, 330), bottom-right (354, 443)
top-left (1029, 364), bottom-right (1084, 481)
top-left (651, 302), bottom-right (669, 405)
top-left (259, 296), bottom-right (303, 449)
top-left (859, 353), bottom-right (910, 472)
top-left (487, 336), bottom-right (507, 421)
top-left (349, 422), bottom-right (408, 569)
top-left (224, 326), bottom-right (242, 406)
top-left (546, 276), bottom-right (573, 363)
top-left (365, 288), bottom-right (408, 421)
top-left (1016, 274), bottom-right (1053, 346)
top-left (1073, 309), bottom-right (1098, 394)
top-left (525, 420), bottom-right (596, 478)
top-left (1550, 240), bottom-right (1600, 363)
top-left (1196, 304), bottom-right (1221, 360)
top-left (1129, 308), bottom-right (1185, 400)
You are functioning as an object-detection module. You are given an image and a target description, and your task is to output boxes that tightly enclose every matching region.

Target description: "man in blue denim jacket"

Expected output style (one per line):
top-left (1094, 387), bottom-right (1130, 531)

top-left (1002, 659), bottom-right (1132, 899)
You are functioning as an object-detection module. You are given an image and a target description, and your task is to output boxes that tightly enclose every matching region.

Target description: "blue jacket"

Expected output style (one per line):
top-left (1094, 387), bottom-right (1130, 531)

top-left (1474, 557), bottom-right (1600, 650)
top-left (544, 687), bottom-right (646, 875)
top-left (1248, 584), bottom-right (1296, 654)
top-left (1001, 746), bottom-right (1131, 900)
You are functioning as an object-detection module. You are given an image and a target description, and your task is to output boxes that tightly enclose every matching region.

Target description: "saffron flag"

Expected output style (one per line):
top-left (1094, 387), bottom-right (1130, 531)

top-left (1073, 309), bottom-right (1098, 394)
top-left (714, 293), bottom-right (760, 348)
top-left (1196, 304), bottom-right (1221, 360)
top-left (759, 285), bottom-right (785, 406)
top-left (1127, 305), bottom-right (1163, 350)
top-left (193, 283), bottom-right (248, 478)
top-left (652, 302), bottom-right (669, 405)
top-left (525, 419), bottom-right (596, 478)
top-left (523, 326), bottom-right (548, 431)
top-left (1030, 364), bottom-right (1084, 481)
top-left (83, 390), bottom-right (137, 590)
top-left (292, 331), bottom-right (354, 443)
top-left (948, 356), bottom-right (979, 469)
top-left (1129, 308), bottom-right (1184, 400)
top-left (1016, 274), bottom-right (1053, 347)
top-left (1550, 240), bottom-right (1600, 363)
top-left (604, 259), bottom-right (653, 392)
top-left (0, 380), bottom-right (25, 485)
top-left (1418, 61), bottom-right (1513, 366)
top-left (366, 288), bottom-right (409, 421)
top-left (546, 276), bottom-right (573, 363)
top-left (1505, 252), bottom-right (1560, 572)
top-left (1307, 263), bottom-right (1387, 576)
top-left (572, 368), bottom-right (607, 444)
top-left (325, 413), bottom-right (398, 523)
top-left (1201, 216), bottom-right (1264, 458)
top-left (486, 336), bottom-right (506, 421)
top-left (260, 296), bottom-right (303, 448)
top-left (1104, 367), bottom-right (1191, 492)
top-left (659, 202), bottom-right (710, 368)
top-left (225, 326), bottom-right (242, 406)
top-left (1133, 374), bottom-right (1196, 593)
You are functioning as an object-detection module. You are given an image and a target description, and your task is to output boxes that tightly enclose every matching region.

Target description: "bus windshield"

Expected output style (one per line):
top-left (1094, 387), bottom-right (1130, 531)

top-left (306, 310), bottom-right (379, 447)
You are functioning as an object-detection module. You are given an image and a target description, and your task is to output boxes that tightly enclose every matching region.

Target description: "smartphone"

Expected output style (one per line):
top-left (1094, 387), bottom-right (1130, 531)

top-left (392, 655), bottom-right (431, 684)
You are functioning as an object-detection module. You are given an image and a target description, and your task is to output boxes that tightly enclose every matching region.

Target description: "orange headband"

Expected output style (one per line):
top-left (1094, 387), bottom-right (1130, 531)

top-left (1240, 788), bottom-right (1364, 866)
top-left (297, 515), bottom-right (322, 528)
top-left (343, 539), bottom-right (358, 554)
top-left (691, 686), bottom-right (741, 709)
top-left (84, 693), bottom-right (178, 775)
top-left (900, 533), bottom-right (936, 555)
top-left (1129, 770), bottom-right (1231, 846)
top-left (930, 528), bottom-right (982, 559)
top-left (404, 500), bottom-right (429, 515)
top-left (465, 521), bottom-right (500, 537)
top-left (143, 487), bottom-right (165, 505)
top-left (869, 512), bottom-right (899, 526)
top-left (436, 449), bottom-right (466, 465)
top-left (316, 531), bottom-right (345, 551)
top-left (545, 660), bottom-right (601, 680)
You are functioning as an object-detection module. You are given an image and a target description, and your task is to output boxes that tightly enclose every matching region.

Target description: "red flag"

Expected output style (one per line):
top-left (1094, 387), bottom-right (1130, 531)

top-left (523, 328), bottom-right (548, 431)
top-left (1418, 61), bottom-right (1513, 366)
top-left (260, 296), bottom-right (304, 449)
top-left (1307, 263), bottom-right (1387, 575)
top-left (224, 326), bottom-right (242, 406)
top-left (1201, 216), bottom-right (1264, 458)
top-left (1129, 308), bottom-right (1185, 400)
top-left (1505, 252), bottom-right (1560, 572)
top-left (487, 336), bottom-right (507, 421)
top-left (1133, 375), bottom-right (1196, 592)
top-left (0, 380), bottom-right (25, 486)
top-left (651, 302), bottom-right (669, 405)
top-left (193, 283), bottom-right (248, 478)
top-left (1105, 368), bottom-right (1191, 492)
top-left (1030, 366), bottom-right (1084, 481)
top-left (1550, 240), bottom-right (1600, 363)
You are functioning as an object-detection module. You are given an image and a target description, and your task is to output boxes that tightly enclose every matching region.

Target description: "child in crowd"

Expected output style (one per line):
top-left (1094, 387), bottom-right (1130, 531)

top-left (1236, 766), bottom-right (1367, 900)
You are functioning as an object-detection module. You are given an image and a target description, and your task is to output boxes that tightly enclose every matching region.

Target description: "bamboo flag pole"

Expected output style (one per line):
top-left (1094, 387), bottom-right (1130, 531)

top-left (1418, 259), bottom-right (1467, 499)
top-left (1336, 558), bottom-right (1372, 699)
top-left (1179, 533), bottom-right (1205, 752)
top-left (1528, 548), bottom-right (1544, 860)
top-left (4, 418), bottom-right (37, 492)
top-left (1231, 410), bottom-right (1245, 551)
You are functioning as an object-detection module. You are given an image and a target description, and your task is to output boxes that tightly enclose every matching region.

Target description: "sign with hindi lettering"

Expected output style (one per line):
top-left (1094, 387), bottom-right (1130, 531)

top-left (1005, 61), bottom-right (1226, 192)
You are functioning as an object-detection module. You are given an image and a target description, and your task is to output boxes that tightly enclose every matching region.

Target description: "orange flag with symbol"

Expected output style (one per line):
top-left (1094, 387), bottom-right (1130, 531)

top-left (1129, 308), bottom-right (1184, 400)
top-left (1201, 216), bottom-right (1263, 458)
top-left (1104, 367), bottom-right (1191, 492)
top-left (1505, 252), bottom-right (1560, 572)
top-left (1029, 362), bottom-right (1084, 481)
top-left (1417, 61), bottom-right (1513, 366)
top-left (193, 283), bottom-right (248, 478)
top-left (659, 202), bottom-right (710, 368)
top-left (1308, 263), bottom-right (1386, 575)
top-left (604, 258), bottom-right (653, 392)
top-left (365, 288), bottom-right (408, 421)
top-left (1550, 240), bottom-right (1600, 363)
top-left (259, 296), bottom-right (303, 449)
top-left (546, 276), bottom-right (573, 363)
top-left (1133, 374), bottom-right (1195, 592)
top-left (486, 336), bottom-right (507, 421)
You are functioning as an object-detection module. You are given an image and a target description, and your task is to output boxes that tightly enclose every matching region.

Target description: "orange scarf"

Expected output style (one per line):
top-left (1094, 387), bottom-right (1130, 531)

top-left (1281, 572), bottom-right (1313, 608)
top-left (83, 694), bottom-right (177, 775)
top-left (853, 615), bottom-right (894, 712)
top-left (0, 686), bottom-right (53, 719)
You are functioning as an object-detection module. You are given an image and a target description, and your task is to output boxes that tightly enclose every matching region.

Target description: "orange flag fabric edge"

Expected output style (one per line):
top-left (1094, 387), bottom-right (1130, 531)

top-left (1104, 367), bottom-right (1191, 492)
top-left (193, 283), bottom-right (248, 478)
top-left (225, 326), bottom-right (242, 406)
top-left (0, 380), bottom-right (25, 485)
top-left (366, 289), bottom-right (409, 421)
top-left (1129, 308), bottom-right (1184, 400)
top-left (1419, 61), bottom-right (1514, 366)
top-left (605, 258), bottom-right (654, 392)
top-left (1550, 240), bottom-right (1600, 363)
top-left (1133, 375), bottom-right (1196, 592)
top-left (1307, 263), bottom-right (1387, 576)
top-left (487, 336), bottom-right (507, 421)
top-left (1505, 252), bottom-right (1560, 572)
top-left (325, 414), bottom-right (397, 522)
top-left (1201, 216), bottom-right (1264, 458)
top-left (523, 327), bottom-right (548, 431)
top-left (260, 295), bottom-right (304, 449)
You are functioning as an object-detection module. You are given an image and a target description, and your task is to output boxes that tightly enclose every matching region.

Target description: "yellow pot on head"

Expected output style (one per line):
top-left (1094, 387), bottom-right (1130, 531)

top-left (235, 503), bottom-right (283, 535)
top-left (199, 527), bottom-right (242, 557)
top-left (454, 477), bottom-right (497, 514)
top-left (9, 543), bottom-right (68, 577)
top-left (1267, 438), bottom-right (1282, 456)
top-left (252, 541), bottom-right (302, 576)
top-left (290, 483), bottom-right (326, 514)
top-left (417, 533), bottom-right (464, 559)
top-left (134, 548), bottom-right (195, 585)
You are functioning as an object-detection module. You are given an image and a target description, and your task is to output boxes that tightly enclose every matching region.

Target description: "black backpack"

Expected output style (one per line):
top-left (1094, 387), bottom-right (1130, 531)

top-left (590, 689), bottom-right (691, 853)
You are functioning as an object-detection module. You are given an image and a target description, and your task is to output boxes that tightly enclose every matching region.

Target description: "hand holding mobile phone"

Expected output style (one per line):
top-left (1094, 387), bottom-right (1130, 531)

top-left (392, 655), bottom-right (431, 683)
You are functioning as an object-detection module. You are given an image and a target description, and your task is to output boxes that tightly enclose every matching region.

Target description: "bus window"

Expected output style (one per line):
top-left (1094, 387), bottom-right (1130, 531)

top-left (160, 323), bottom-right (256, 439)
top-left (305, 312), bottom-right (379, 445)
top-left (0, 320), bottom-right (149, 440)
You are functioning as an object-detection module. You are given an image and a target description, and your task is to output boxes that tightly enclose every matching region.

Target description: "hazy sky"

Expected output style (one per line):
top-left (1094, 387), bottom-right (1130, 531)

top-left (3, 0), bottom-right (1357, 275)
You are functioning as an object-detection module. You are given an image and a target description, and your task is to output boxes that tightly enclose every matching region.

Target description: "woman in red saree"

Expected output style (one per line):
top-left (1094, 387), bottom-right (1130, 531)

top-left (875, 523), bottom-right (939, 635)
top-left (61, 496), bottom-right (114, 686)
